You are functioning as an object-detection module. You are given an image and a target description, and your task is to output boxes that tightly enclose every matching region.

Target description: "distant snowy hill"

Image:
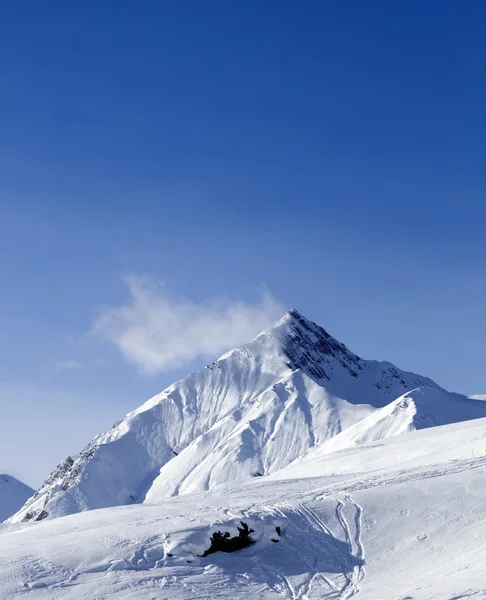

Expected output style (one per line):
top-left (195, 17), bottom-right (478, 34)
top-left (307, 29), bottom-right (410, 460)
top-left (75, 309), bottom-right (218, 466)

top-left (0, 474), bottom-right (34, 522)
top-left (9, 310), bottom-right (486, 524)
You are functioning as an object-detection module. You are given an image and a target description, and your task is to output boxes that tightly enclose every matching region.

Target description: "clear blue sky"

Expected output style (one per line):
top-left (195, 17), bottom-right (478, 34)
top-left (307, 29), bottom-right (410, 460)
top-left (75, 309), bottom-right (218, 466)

top-left (1, 1), bottom-right (485, 487)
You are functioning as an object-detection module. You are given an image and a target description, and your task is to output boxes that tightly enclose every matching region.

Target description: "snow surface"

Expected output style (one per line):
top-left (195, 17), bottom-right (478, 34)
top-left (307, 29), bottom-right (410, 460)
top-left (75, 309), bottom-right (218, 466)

top-left (0, 475), bottom-right (34, 523)
top-left (9, 310), bottom-right (486, 525)
top-left (2, 416), bottom-right (486, 599)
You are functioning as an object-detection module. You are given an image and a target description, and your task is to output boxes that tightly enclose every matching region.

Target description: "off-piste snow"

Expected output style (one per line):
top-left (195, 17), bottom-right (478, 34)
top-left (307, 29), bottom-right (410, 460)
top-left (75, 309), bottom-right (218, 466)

top-left (1, 310), bottom-right (486, 599)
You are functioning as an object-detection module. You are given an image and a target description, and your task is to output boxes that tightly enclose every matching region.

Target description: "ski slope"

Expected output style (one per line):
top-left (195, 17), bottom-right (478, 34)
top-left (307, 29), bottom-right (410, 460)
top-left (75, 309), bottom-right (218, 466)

top-left (1, 416), bottom-right (486, 599)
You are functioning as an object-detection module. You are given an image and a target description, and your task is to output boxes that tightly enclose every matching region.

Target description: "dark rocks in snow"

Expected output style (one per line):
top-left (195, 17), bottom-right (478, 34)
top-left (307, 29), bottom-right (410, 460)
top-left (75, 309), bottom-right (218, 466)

top-left (34, 445), bottom-right (98, 500)
top-left (205, 361), bottom-right (221, 371)
top-left (284, 309), bottom-right (363, 382)
top-left (201, 521), bottom-right (255, 557)
top-left (271, 526), bottom-right (281, 543)
top-left (375, 367), bottom-right (408, 392)
top-left (19, 443), bottom-right (101, 521)
top-left (34, 456), bottom-right (74, 498)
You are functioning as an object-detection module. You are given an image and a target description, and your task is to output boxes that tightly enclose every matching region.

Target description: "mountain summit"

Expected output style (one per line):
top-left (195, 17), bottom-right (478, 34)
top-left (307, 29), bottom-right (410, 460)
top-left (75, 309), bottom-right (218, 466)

top-left (9, 311), bottom-right (486, 523)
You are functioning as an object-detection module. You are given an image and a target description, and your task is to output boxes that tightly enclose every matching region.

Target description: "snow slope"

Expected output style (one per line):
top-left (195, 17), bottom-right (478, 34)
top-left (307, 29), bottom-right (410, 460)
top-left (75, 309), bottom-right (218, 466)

top-left (9, 310), bottom-right (486, 524)
top-left (0, 475), bottom-right (34, 522)
top-left (279, 385), bottom-right (486, 462)
top-left (2, 416), bottom-right (486, 599)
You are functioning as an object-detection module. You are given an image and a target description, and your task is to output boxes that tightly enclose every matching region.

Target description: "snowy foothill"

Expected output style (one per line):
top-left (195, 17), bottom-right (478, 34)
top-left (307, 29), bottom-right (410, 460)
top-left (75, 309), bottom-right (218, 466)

top-left (0, 475), bottom-right (34, 523)
top-left (2, 310), bottom-right (486, 598)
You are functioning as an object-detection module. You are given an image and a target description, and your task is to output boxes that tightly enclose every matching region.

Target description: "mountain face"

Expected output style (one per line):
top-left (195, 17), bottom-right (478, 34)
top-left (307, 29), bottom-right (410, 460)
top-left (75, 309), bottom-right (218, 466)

top-left (0, 474), bottom-right (34, 522)
top-left (9, 310), bottom-right (486, 524)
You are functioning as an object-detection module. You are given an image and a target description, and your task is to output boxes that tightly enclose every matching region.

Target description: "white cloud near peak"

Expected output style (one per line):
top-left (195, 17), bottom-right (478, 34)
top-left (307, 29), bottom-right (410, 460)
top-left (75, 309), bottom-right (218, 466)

top-left (92, 275), bottom-right (284, 375)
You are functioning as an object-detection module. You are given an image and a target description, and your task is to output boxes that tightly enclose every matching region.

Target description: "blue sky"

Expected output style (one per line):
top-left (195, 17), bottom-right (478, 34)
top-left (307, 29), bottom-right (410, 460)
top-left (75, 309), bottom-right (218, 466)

top-left (1, 1), bottom-right (485, 487)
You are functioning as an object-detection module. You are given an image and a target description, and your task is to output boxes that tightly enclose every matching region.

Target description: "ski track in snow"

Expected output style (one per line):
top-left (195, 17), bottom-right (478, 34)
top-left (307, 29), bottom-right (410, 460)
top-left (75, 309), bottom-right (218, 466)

top-left (345, 496), bottom-right (365, 586)
top-left (264, 496), bottom-right (365, 599)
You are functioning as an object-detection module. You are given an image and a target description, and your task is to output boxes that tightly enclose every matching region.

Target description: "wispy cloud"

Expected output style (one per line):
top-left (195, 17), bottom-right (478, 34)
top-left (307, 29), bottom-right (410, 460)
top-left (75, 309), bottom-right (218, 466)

top-left (92, 274), bottom-right (284, 375)
top-left (54, 360), bottom-right (83, 373)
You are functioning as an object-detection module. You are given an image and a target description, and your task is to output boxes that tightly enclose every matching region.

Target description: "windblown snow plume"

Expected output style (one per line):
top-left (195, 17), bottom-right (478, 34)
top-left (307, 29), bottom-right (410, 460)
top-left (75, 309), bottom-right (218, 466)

top-left (93, 275), bottom-right (284, 374)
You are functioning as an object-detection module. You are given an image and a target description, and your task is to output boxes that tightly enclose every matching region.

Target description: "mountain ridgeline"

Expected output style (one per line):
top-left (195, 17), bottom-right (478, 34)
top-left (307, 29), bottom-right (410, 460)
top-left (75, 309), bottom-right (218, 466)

top-left (9, 310), bottom-right (486, 523)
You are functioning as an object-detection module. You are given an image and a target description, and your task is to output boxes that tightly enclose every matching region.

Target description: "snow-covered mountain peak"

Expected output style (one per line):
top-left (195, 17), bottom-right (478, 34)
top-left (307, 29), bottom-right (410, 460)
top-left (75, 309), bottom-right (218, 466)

top-left (9, 311), bottom-right (486, 525)
top-left (272, 308), bottom-right (361, 381)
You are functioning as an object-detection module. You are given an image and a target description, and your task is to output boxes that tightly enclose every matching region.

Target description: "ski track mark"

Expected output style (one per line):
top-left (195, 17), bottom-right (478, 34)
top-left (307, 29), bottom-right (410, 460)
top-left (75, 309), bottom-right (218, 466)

top-left (266, 497), bottom-right (366, 599)
top-left (296, 503), bottom-right (348, 598)
top-left (258, 561), bottom-right (298, 600)
top-left (265, 502), bottom-right (342, 599)
top-left (335, 501), bottom-right (353, 568)
top-left (332, 495), bottom-right (366, 599)
top-left (345, 495), bottom-right (365, 585)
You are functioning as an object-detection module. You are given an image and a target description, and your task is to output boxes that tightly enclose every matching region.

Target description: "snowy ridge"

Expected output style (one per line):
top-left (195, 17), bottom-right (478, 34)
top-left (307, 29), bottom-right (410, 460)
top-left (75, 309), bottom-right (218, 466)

top-left (282, 385), bottom-right (486, 462)
top-left (9, 310), bottom-right (486, 524)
